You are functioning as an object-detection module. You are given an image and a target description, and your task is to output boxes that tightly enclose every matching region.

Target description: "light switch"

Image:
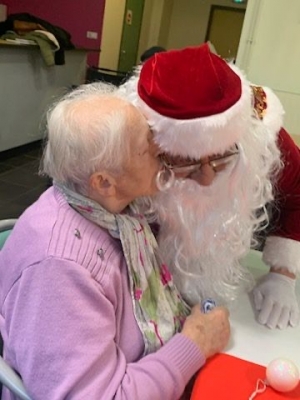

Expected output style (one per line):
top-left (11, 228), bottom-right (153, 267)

top-left (86, 31), bottom-right (98, 39)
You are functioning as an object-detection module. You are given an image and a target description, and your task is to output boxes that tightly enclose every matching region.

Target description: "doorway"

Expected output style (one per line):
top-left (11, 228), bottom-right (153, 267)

top-left (205, 6), bottom-right (245, 62)
top-left (118, 0), bottom-right (145, 72)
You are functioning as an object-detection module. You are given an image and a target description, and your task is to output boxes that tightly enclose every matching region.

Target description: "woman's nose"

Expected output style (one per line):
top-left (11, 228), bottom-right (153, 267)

top-left (152, 141), bottom-right (162, 157)
top-left (190, 163), bottom-right (216, 186)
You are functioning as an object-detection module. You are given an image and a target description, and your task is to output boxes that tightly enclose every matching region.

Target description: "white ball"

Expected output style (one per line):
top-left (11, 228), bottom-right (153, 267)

top-left (266, 358), bottom-right (299, 393)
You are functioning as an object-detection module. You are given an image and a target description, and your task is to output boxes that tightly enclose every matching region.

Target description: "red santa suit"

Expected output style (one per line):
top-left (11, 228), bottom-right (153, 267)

top-left (264, 127), bottom-right (300, 267)
top-left (120, 43), bottom-right (300, 329)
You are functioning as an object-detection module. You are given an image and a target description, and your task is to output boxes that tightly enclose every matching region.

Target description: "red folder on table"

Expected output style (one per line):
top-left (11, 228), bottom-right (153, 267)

top-left (191, 354), bottom-right (300, 400)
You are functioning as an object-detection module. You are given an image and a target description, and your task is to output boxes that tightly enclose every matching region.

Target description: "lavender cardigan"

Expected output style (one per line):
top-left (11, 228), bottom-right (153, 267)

top-left (0, 187), bottom-right (205, 400)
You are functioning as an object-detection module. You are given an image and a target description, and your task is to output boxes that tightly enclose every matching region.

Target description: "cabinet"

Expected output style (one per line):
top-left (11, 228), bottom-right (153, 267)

top-left (0, 43), bottom-right (87, 152)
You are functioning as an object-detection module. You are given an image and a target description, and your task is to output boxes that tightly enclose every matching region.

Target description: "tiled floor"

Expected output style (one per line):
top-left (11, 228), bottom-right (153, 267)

top-left (0, 141), bottom-right (50, 220)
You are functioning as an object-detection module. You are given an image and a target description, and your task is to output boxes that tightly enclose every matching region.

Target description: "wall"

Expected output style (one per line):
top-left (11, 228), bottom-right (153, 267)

top-left (99, 0), bottom-right (247, 71)
top-left (2, 0), bottom-right (105, 65)
top-left (100, 0), bottom-right (170, 71)
top-left (136, 0), bottom-right (153, 62)
top-left (99, 0), bottom-right (126, 70)
top-left (138, 0), bottom-right (170, 60)
top-left (141, 0), bottom-right (165, 52)
top-left (236, 0), bottom-right (300, 136)
top-left (166, 0), bottom-right (246, 50)
top-left (157, 0), bottom-right (174, 49)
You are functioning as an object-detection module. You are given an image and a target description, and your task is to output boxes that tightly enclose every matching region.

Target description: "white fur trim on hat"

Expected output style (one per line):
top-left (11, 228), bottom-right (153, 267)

top-left (128, 67), bottom-right (253, 159)
top-left (263, 236), bottom-right (300, 274)
top-left (121, 65), bottom-right (285, 160)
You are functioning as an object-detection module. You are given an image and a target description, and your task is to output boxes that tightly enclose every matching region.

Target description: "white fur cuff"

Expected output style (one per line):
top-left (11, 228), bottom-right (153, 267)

top-left (262, 236), bottom-right (300, 274)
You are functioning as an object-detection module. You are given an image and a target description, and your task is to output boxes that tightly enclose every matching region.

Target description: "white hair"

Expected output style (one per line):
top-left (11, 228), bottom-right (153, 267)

top-left (41, 82), bottom-right (131, 194)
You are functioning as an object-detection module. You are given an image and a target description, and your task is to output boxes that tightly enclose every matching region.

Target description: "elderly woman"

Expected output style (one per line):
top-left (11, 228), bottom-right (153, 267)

top-left (0, 82), bottom-right (230, 400)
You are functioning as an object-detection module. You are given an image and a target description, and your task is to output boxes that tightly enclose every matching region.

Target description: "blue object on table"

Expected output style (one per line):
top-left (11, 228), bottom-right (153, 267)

top-left (201, 299), bottom-right (216, 314)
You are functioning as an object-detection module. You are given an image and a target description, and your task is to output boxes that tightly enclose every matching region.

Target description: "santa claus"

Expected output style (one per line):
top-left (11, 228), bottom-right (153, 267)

top-left (120, 43), bottom-right (300, 330)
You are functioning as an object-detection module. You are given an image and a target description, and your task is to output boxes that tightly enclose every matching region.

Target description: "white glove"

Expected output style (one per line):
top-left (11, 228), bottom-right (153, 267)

top-left (252, 272), bottom-right (299, 329)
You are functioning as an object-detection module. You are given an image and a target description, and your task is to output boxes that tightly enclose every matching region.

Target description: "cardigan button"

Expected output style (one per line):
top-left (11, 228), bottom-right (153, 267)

top-left (74, 229), bottom-right (81, 239)
top-left (97, 248), bottom-right (105, 260)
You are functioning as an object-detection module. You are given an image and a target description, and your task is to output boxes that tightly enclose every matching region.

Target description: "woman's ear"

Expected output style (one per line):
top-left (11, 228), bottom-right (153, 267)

top-left (89, 172), bottom-right (117, 198)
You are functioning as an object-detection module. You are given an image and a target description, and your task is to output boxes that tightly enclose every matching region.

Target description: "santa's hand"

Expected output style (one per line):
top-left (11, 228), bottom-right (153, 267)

top-left (252, 272), bottom-right (299, 329)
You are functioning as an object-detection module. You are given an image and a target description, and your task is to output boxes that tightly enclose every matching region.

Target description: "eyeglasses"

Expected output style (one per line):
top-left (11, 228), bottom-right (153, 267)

top-left (160, 144), bottom-right (240, 176)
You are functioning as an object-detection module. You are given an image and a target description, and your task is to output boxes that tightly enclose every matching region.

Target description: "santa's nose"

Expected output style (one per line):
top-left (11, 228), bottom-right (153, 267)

top-left (190, 163), bottom-right (216, 186)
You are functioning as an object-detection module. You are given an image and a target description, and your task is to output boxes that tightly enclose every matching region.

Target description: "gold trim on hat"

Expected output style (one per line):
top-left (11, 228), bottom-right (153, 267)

top-left (251, 85), bottom-right (267, 120)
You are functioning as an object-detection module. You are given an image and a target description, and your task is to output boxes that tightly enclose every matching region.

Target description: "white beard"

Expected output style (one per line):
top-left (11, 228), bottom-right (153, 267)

top-left (146, 125), bottom-right (282, 308)
top-left (152, 159), bottom-right (255, 307)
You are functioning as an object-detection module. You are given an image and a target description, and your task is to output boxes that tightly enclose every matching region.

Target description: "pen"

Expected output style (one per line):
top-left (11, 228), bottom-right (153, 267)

top-left (201, 298), bottom-right (216, 314)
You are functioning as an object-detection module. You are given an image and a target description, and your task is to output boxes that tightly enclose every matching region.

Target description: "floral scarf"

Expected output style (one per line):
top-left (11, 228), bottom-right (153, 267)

top-left (56, 183), bottom-right (190, 355)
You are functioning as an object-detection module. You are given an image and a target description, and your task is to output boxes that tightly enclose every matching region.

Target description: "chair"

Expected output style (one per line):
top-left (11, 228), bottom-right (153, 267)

top-left (0, 219), bottom-right (32, 400)
top-left (85, 66), bottom-right (128, 86)
top-left (0, 219), bottom-right (16, 249)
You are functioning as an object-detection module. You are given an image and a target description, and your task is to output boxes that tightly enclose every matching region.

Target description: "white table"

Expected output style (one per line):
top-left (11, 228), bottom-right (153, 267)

top-left (225, 250), bottom-right (300, 367)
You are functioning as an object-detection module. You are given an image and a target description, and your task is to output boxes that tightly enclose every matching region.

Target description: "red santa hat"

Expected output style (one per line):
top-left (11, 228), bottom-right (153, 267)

top-left (128, 43), bottom-right (283, 159)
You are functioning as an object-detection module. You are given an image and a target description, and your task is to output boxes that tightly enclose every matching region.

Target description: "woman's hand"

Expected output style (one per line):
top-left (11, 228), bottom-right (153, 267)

top-left (181, 305), bottom-right (230, 359)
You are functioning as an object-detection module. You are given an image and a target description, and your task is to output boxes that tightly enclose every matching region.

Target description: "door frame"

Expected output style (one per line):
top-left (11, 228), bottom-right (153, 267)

top-left (205, 5), bottom-right (245, 59)
top-left (118, 0), bottom-right (145, 72)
